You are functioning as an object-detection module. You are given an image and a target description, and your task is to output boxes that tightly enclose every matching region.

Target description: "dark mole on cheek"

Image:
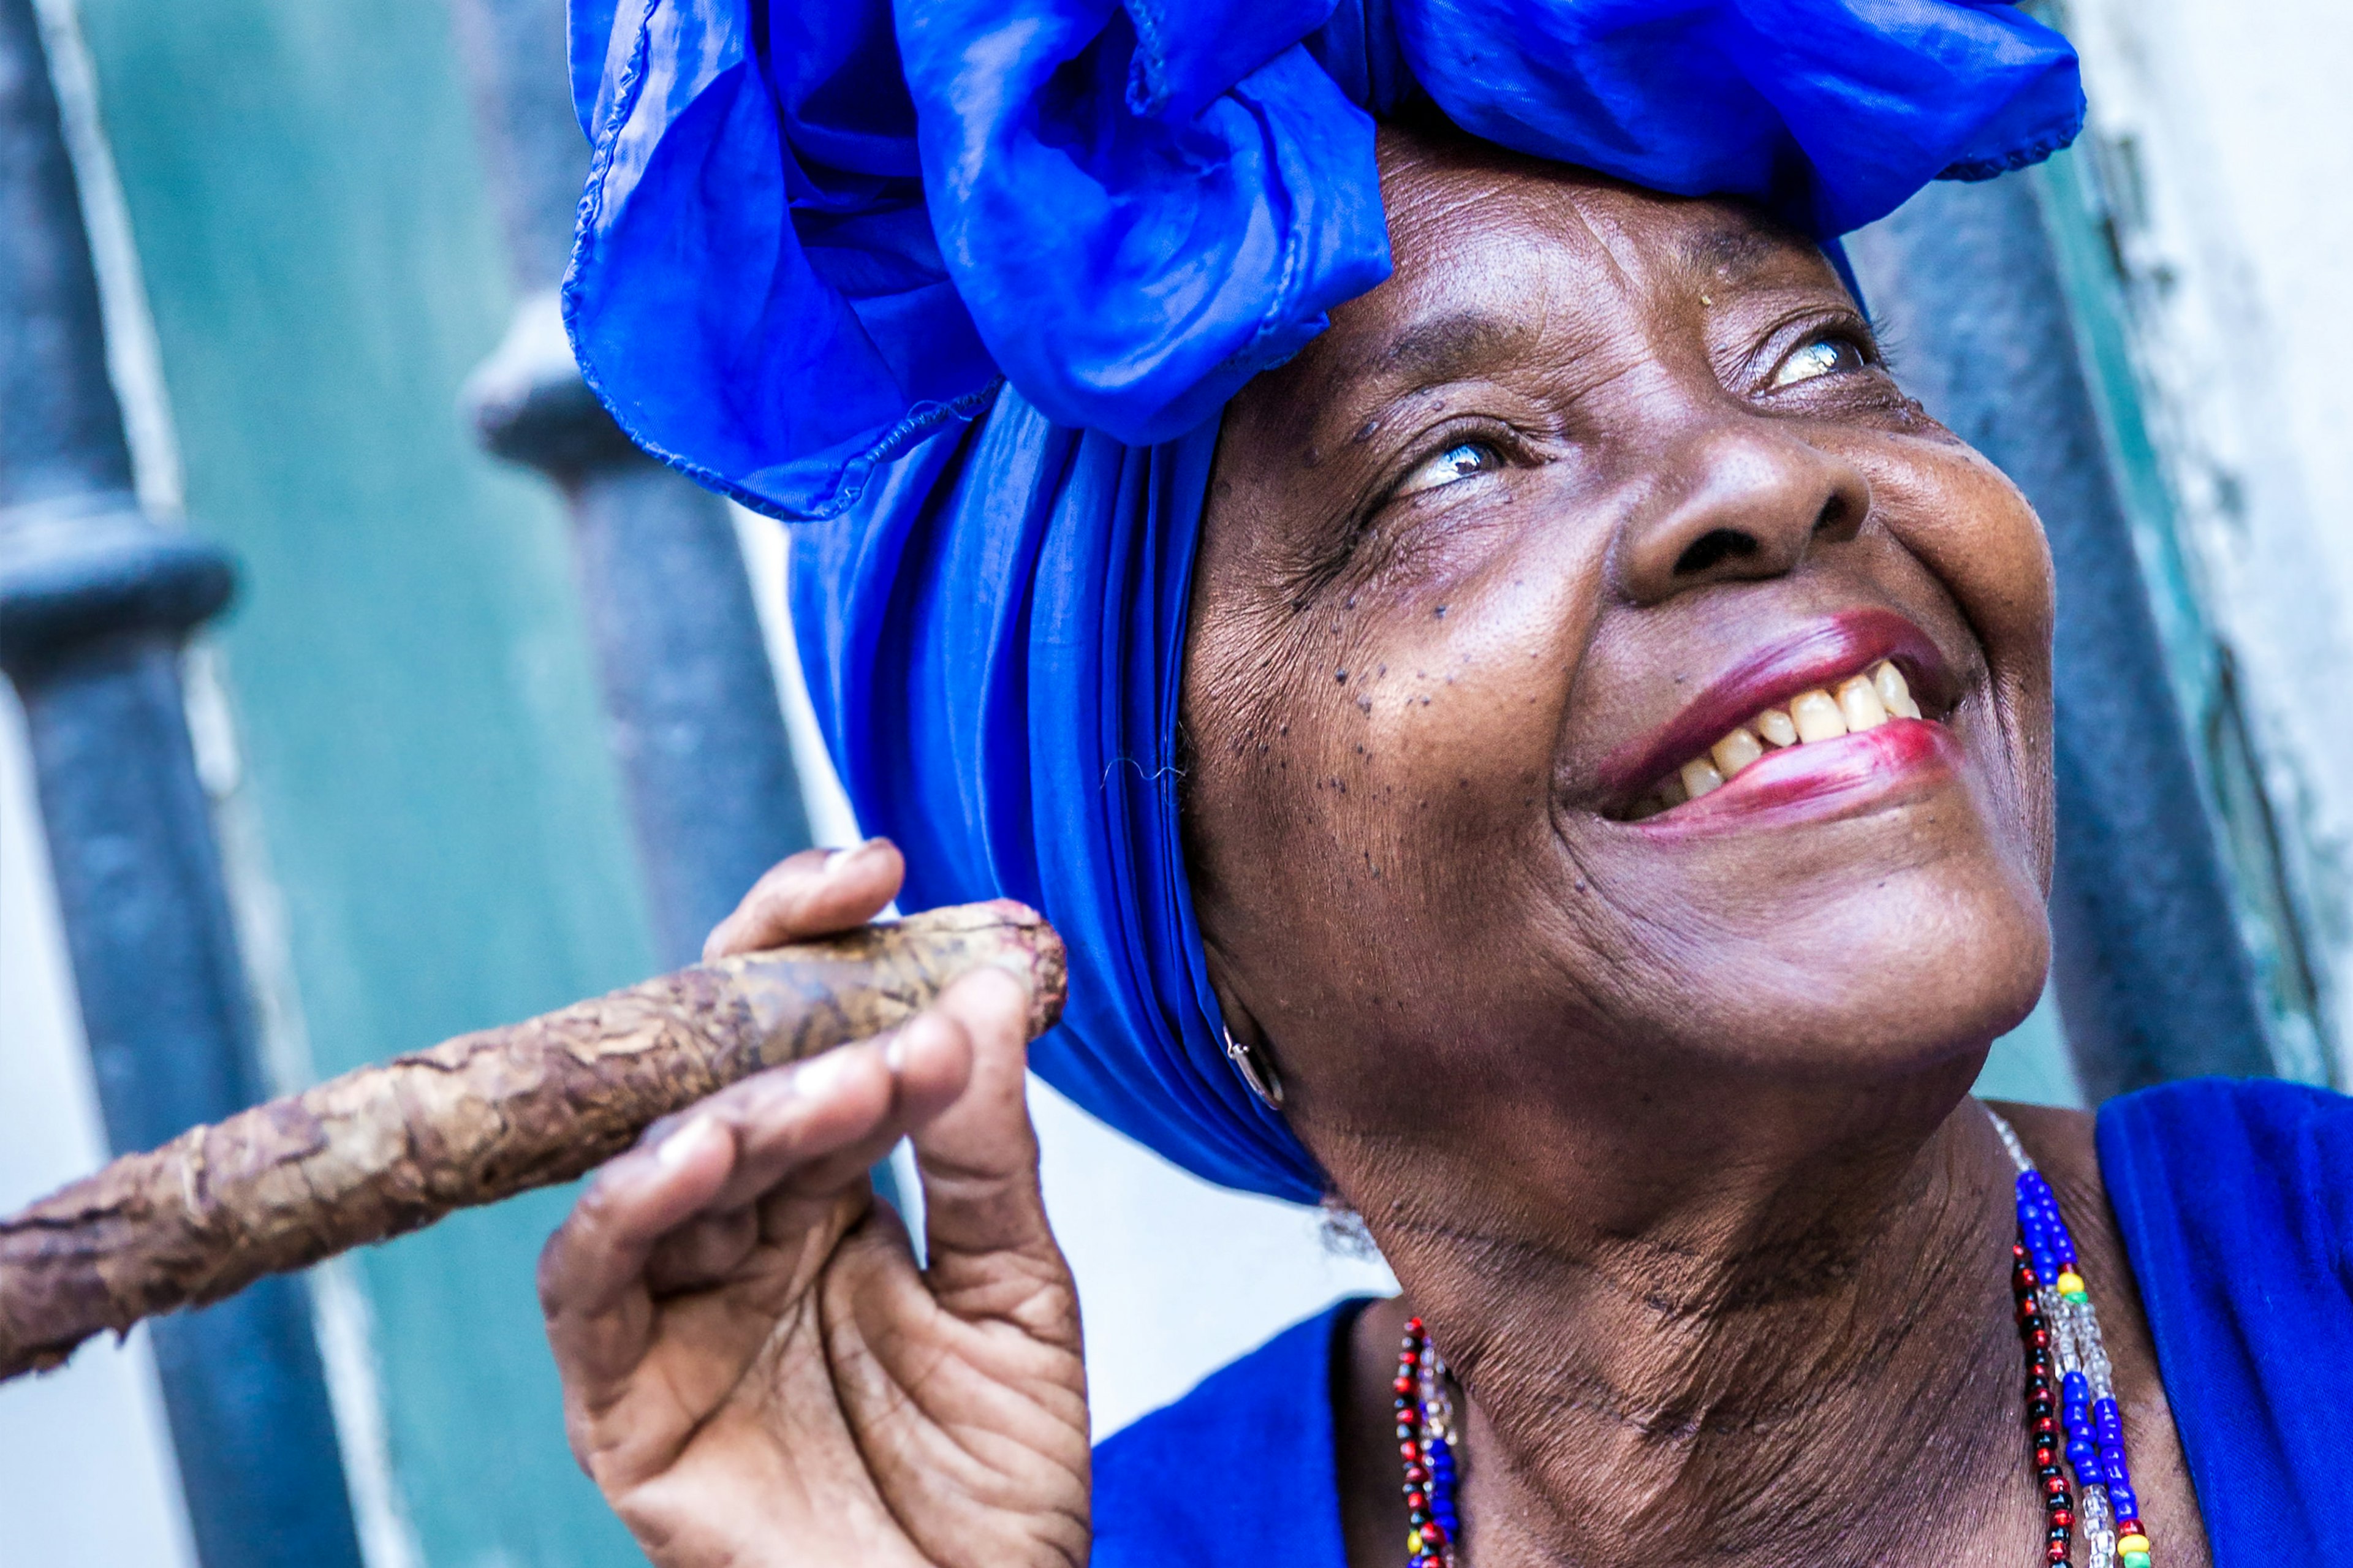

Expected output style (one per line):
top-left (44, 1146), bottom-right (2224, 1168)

top-left (1353, 418), bottom-right (1381, 444)
top-left (1434, 605), bottom-right (1448, 618)
top-left (1303, 445), bottom-right (1323, 469)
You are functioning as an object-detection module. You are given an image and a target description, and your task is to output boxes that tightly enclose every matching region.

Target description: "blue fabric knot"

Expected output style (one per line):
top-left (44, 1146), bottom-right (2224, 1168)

top-left (565, 0), bottom-right (2082, 1202)
top-left (565, 0), bottom-right (2081, 520)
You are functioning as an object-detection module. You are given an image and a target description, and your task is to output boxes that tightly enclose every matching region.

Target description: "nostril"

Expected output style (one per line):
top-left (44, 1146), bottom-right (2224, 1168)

top-left (1673, 528), bottom-right (1759, 577)
top-left (1814, 493), bottom-right (1854, 536)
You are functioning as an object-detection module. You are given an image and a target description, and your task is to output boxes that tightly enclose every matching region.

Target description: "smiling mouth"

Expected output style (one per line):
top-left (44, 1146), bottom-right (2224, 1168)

top-left (1620, 659), bottom-right (1929, 822)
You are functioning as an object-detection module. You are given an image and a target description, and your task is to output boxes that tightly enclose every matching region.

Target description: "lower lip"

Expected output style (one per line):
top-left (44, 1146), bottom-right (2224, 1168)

top-left (1630, 720), bottom-right (1960, 836)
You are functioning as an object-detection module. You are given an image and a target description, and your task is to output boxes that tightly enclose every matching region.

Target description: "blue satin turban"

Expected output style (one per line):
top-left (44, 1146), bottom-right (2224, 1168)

top-left (564, 0), bottom-right (2085, 1202)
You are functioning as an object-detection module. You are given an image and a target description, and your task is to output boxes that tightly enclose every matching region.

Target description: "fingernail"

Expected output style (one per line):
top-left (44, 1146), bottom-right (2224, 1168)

top-left (829, 836), bottom-right (887, 873)
top-left (654, 1115), bottom-right (722, 1168)
top-left (793, 1048), bottom-right (855, 1099)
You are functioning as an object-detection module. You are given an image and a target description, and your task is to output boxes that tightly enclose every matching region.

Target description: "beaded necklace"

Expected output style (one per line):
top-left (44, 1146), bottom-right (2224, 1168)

top-left (1393, 1107), bottom-right (2156, 1568)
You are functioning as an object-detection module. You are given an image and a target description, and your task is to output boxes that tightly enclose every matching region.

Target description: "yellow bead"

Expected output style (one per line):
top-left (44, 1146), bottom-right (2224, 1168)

top-left (2118, 1534), bottom-right (2150, 1554)
top-left (1408, 1530), bottom-right (1423, 1555)
top-left (2055, 1271), bottom-right (2085, 1295)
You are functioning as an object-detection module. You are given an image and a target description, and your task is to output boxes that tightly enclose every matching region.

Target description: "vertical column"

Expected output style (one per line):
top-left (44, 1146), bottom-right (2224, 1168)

top-left (1847, 173), bottom-right (2274, 1099)
top-left (0, 1), bottom-right (363, 1562)
top-left (450, 0), bottom-right (812, 971)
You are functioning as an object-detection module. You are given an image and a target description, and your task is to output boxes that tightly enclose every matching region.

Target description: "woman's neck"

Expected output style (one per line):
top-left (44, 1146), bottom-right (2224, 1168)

top-left (1332, 1091), bottom-right (2057, 1568)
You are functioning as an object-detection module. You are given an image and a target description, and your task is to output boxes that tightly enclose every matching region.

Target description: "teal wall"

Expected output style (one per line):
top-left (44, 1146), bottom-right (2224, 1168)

top-left (75, 1), bottom-right (651, 1561)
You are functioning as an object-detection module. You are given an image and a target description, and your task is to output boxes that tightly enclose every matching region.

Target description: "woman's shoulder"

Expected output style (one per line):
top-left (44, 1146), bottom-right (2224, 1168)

top-left (2095, 1075), bottom-right (2353, 1286)
top-left (2094, 1077), bottom-right (2353, 1554)
top-left (1091, 1299), bottom-right (1362, 1568)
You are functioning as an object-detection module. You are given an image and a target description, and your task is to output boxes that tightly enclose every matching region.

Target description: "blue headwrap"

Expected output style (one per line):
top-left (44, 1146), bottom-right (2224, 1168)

top-left (564, 0), bottom-right (2084, 1202)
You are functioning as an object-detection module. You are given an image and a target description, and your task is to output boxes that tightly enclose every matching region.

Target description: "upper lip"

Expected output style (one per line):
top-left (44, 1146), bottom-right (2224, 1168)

top-left (1594, 608), bottom-right (1957, 806)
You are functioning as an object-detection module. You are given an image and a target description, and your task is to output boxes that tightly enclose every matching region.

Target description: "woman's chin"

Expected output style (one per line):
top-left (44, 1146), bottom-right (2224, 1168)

top-left (1548, 759), bottom-right (2050, 1080)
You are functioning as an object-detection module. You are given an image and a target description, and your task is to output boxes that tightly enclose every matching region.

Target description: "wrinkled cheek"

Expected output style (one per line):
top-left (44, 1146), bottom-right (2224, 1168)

top-left (1289, 641), bottom-right (1574, 929)
top-left (1859, 445), bottom-right (2056, 855)
top-left (1869, 445), bottom-right (2055, 679)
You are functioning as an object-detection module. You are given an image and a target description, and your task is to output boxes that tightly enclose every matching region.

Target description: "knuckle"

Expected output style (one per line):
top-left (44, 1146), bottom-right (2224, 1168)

top-left (534, 1236), bottom-right (571, 1314)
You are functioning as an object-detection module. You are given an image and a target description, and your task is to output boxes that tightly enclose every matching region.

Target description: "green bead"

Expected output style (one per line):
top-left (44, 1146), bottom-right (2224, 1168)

top-left (2123, 1551), bottom-right (2152, 1568)
top-left (2063, 1287), bottom-right (2090, 1304)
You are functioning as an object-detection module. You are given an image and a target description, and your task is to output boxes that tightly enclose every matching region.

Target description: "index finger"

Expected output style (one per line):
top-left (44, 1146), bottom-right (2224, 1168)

top-left (701, 838), bottom-right (905, 961)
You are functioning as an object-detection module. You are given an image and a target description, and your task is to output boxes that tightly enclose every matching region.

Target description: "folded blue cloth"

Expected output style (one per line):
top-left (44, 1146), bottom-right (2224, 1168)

top-left (566, 0), bottom-right (2083, 1200)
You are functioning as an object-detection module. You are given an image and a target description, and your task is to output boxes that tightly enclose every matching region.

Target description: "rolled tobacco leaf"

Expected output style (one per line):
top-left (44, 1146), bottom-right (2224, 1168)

top-left (0, 901), bottom-right (1066, 1383)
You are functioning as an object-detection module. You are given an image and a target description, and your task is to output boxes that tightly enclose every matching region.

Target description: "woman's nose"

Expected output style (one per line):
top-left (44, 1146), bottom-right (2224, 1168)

top-left (1610, 419), bottom-right (1871, 604)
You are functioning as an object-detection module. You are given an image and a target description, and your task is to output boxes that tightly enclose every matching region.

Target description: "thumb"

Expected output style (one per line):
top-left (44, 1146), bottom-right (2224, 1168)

top-left (906, 969), bottom-right (1070, 1317)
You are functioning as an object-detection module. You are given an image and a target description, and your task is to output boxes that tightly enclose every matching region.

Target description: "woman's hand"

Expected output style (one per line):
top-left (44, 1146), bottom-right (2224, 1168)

top-left (539, 840), bottom-right (1090, 1567)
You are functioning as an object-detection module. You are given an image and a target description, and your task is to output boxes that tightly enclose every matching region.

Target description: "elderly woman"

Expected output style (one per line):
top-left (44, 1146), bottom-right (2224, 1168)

top-left (542, 3), bottom-right (2347, 1563)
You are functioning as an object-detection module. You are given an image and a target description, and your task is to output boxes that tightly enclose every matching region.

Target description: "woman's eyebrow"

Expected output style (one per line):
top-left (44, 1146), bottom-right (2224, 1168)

top-left (1328, 309), bottom-right (1533, 401)
top-left (1672, 222), bottom-right (1808, 284)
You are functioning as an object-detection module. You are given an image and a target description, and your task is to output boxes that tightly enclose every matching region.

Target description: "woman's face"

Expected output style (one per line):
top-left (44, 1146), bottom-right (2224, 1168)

top-left (1182, 131), bottom-right (2056, 1188)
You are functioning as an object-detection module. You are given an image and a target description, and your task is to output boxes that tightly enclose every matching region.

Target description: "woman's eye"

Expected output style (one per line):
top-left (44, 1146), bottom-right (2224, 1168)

top-left (1395, 440), bottom-right (1501, 499)
top-left (1770, 336), bottom-right (1866, 389)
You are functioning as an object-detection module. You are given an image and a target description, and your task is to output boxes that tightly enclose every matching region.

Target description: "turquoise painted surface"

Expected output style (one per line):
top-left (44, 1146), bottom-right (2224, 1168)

top-left (1974, 985), bottom-right (2082, 1110)
top-left (74, 1), bottom-right (652, 1561)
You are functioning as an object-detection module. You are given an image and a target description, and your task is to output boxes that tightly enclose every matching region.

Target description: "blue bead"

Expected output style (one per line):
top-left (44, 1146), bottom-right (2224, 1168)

top-left (2111, 1485), bottom-right (2139, 1518)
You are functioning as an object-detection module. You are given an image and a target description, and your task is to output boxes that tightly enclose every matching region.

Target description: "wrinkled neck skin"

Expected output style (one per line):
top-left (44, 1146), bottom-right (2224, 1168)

top-left (1178, 127), bottom-right (2204, 1566)
top-left (1334, 1049), bottom-right (2037, 1568)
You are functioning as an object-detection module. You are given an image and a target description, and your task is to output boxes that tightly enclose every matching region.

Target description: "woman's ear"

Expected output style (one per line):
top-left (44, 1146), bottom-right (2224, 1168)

top-left (1205, 961), bottom-right (1286, 1111)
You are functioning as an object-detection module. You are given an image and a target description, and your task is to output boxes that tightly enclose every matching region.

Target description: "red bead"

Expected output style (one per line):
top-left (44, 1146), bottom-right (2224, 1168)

top-left (1400, 1442), bottom-right (1419, 1460)
top-left (1406, 1491), bottom-right (1426, 1511)
top-left (1405, 1465), bottom-right (1428, 1485)
top-left (2044, 1476), bottom-right (2069, 1498)
top-left (2034, 1417), bottom-right (2059, 1437)
top-left (2051, 1509), bottom-right (2074, 1529)
top-left (2047, 1543), bottom-right (2070, 1562)
top-left (1406, 1317), bottom-right (1424, 1333)
top-left (2116, 1519), bottom-right (2143, 1535)
top-left (1423, 1523), bottom-right (1449, 1547)
top-left (1395, 1376), bottom-right (1415, 1395)
top-left (2029, 1327), bottom-right (2050, 1349)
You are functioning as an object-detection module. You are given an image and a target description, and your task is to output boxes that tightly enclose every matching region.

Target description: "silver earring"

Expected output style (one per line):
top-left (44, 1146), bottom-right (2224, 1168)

top-left (1222, 1023), bottom-right (1285, 1110)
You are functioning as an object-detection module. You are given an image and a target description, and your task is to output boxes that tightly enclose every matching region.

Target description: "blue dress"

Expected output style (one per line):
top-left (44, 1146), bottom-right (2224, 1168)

top-left (1094, 1080), bottom-right (2353, 1565)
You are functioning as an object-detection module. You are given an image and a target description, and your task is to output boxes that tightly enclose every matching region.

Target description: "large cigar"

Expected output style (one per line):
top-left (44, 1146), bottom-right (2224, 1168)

top-left (0, 901), bottom-right (1064, 1383)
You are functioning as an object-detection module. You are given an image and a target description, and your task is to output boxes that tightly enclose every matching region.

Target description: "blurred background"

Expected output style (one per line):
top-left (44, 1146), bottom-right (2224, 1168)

top-left (0, 0), bottom-right (2346, 1564)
